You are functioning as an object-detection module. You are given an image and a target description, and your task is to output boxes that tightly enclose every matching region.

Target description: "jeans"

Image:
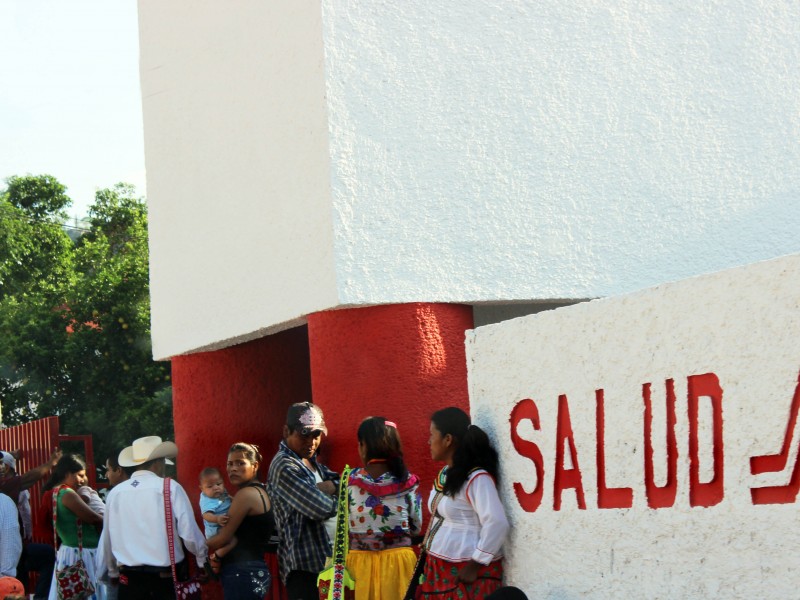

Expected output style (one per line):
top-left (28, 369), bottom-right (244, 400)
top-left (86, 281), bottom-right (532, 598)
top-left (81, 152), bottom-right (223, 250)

top-left (220, 560), bottom-right (271, 600)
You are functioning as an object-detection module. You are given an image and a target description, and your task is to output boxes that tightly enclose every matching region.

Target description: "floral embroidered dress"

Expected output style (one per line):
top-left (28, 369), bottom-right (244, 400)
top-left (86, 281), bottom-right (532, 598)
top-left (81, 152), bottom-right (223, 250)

top-left (348, 468), bottom-right (423, 549)
top-left (346, 468), bottom-right (423, 600)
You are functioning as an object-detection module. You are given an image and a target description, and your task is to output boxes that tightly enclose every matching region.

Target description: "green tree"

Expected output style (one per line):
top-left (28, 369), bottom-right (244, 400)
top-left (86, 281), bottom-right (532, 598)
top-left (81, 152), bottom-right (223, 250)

top-left (0, 175), bottom-right (74, 300)
top-left (0, 175), bottom-right (172, 469)
top-left (0, 175), bottom-right (75, 425)
top-left (5, 174), bottom-right (70, 221)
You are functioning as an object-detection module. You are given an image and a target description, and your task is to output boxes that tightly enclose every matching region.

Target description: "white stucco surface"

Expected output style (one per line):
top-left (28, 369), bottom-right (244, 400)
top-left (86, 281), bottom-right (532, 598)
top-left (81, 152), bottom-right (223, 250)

top-left (467, 253), bottom-right (800, 598)
top-left (138, 1), bottom-right (338, 359)
top-left (323, 0), bottom-right (800, 304)
top-left (138, 1), bottom-right (800, 357)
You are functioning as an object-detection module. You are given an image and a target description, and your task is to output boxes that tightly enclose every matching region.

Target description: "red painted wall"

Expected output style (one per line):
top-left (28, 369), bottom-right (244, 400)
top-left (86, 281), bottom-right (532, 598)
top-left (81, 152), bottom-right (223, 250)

top-left (171, 326), bottom-right (312, 517)
top-left (307, 303), bottom-right (474, 506)
top-left (170, 304), bottom-right (472, 597)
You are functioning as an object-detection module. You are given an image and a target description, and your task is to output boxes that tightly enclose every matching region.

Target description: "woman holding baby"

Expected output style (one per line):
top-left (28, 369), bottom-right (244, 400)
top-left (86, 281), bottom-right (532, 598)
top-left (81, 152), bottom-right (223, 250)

top-left (207, 442), bottom-right (275, 599)
top-left (42, 453), bottom-right (104, 600)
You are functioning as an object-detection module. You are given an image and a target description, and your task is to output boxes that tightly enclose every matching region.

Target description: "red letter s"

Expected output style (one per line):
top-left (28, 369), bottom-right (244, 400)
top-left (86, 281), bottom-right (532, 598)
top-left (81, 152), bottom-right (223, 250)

top-left (510, 399), bottom-right (545, 512)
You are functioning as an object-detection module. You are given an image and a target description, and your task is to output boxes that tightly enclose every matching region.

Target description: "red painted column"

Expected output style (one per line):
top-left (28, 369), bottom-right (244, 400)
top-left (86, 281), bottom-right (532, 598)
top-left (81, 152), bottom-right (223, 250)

top-left (171, 326), bottom-right (311, 599)
top-left (171, 326), bottom-right (312, 514)
top-left (307, 303), bottom-right (474, 503)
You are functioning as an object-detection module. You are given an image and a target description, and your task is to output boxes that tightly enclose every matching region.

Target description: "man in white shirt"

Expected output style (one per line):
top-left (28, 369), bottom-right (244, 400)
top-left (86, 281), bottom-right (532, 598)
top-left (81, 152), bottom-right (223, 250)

top-left (97, 436), bottom-right (207, 600)
top-left (0, 453), bottom-right (55, 600)
top-left (0, 493), bottom-right (21, 577)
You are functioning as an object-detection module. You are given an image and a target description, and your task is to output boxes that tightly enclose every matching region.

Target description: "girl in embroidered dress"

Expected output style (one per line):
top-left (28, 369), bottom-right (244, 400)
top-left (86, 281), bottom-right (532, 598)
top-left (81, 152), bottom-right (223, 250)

top-left (418, 407), bottom-right (510, 599)
top-left (346, 417), bottom-right (422, 600)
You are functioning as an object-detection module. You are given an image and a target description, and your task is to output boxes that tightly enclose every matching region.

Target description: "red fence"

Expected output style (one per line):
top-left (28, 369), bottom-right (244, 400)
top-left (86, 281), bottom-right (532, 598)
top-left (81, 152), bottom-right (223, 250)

top-left (0, 416), bottom-right (96, 543)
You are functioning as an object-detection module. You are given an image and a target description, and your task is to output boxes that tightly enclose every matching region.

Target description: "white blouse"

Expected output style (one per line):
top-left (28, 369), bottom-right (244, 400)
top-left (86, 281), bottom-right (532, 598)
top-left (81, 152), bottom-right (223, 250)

top-left (427, 470), bottom-right (509, 565)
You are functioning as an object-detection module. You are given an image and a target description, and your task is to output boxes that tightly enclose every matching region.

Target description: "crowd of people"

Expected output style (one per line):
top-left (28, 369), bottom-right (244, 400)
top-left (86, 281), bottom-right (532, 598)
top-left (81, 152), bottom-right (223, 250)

top-left (0, 402), bottom-right (529, 600)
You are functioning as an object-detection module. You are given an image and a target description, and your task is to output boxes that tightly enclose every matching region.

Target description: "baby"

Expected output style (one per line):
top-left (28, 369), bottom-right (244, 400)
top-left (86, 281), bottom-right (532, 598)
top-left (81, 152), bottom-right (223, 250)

top-left (199, 467), bottom-right (236, 571)
top-left (78, 484), bottom-right (105, 535)
top-left (78, 485), bottom-right (105, 515)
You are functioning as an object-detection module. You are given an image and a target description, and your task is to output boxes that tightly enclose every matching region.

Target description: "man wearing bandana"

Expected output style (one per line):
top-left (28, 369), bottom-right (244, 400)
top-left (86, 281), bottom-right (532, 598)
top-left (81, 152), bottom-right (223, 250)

top-left (268, 402), bottom-right (339, 600)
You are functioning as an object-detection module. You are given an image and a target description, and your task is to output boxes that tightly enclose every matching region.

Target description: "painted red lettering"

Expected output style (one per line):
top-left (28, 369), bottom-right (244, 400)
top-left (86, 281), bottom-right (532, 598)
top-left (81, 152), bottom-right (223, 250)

top-left (554, 394), bottom-right (586, 510)
top-left (687, 373), bottom-right (724, 507)
top-left (750, 370), bottom-right (800, 505)
top-left (643, 379), bottom-right (678, 509)
top-left (509, 399), bottom-right (545, 512)
top-left (595, 389), bottom-right (633, 509)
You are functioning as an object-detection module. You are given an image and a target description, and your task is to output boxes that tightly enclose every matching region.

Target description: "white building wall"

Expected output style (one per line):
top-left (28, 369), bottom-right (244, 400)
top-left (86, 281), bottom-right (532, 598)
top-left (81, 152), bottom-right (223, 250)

top-left (323, 0), bottom-right (800, 304)
top-left (138, 0), bottom-right (800, 358)
top-left (138, 1), bottom-right (338, 359)
top-left (467, 253), bottom-right (800, 598)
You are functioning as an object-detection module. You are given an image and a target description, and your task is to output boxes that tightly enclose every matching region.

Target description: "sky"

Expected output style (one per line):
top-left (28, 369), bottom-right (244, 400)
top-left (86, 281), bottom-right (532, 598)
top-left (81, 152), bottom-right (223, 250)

top-left (0, 1), bottom-right (145, 220)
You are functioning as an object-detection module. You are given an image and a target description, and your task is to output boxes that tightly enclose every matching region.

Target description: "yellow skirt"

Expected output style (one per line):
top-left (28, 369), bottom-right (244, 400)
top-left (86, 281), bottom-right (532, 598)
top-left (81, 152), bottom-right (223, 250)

top-left (347, 546), bottom-right (417, 600)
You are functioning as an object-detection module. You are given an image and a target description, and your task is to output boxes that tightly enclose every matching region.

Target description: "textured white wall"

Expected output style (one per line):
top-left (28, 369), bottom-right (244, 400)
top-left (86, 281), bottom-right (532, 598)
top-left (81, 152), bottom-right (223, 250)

top-left (467, 253), bottom-right (800, 598)
top-left (323, 0), bottom-right (800, 304)
top-left (139, 1), bottom-right (338, 359)
top-left (139, 1), bottom-right (800, 357)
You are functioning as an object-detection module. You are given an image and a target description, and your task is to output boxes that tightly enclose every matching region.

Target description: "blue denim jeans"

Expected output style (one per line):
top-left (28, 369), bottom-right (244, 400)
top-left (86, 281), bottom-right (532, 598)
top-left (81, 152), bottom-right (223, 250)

top-left (220, 560), bottom-right (272, 600)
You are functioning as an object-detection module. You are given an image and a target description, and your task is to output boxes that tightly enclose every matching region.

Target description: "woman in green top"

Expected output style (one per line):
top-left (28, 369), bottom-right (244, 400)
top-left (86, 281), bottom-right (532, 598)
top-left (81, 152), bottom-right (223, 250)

top-left (42, 454), bottom-right (103, 600)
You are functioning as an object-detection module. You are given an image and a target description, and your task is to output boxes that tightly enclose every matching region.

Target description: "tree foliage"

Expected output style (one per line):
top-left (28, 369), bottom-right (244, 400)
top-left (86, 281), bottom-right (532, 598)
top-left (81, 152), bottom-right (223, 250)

top-left (5, 174), bottom-right (70, 221)
top-left (0, 175), bottom-right (172, 468)
top-left (0, 177), bottom-right (74, 301)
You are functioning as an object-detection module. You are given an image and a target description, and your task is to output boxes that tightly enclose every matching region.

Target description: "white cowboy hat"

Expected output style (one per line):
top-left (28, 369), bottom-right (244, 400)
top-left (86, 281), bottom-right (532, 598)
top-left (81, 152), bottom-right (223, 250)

top-left (118, 436), bottom-right (178, 467)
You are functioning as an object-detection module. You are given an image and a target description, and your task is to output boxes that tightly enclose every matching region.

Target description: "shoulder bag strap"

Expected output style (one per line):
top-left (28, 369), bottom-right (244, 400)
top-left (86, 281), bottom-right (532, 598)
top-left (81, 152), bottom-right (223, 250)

top-left (331, 465), bottom-right (351, 566)
top-left (402, 476), bottom-right (445, 600)
top-left (326, 465), bottom-right (352, 600)
top-left (163, 477), bottom-right (179, 585)
top-left (51, 485), bottom-right (60, 548)
top-left (422, 466), bottom-right (449, 551)
top-left (422, 489), bottom-right (444, 551)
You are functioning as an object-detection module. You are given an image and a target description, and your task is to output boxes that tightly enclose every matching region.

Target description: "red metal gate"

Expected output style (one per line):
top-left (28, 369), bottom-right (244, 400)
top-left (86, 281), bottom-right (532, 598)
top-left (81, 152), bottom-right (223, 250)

top-left (0, 416), bottom-right (96, 543)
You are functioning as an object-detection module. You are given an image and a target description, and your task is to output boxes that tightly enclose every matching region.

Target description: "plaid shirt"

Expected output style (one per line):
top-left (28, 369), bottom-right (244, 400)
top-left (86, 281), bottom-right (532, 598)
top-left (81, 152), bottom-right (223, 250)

top-left (268, 441), bottom-right (339, 582)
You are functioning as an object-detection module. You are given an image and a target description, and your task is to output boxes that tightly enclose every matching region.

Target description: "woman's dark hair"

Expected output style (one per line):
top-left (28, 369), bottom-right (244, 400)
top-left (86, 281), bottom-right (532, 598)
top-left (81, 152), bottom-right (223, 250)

top-left (229, 442), bottom-right (262, 465)
top-left (431, 407), bottom-right (499, 496)
top-left (358, 416), bottom-right (409, 482)
top-left (43, 454), bottom-right (86, 493)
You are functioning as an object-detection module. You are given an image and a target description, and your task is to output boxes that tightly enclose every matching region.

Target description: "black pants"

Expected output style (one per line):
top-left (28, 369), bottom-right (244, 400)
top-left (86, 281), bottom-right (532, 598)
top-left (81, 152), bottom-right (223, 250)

top-left (16, 543), bottom-right (56, 600)
top-left (286, 570), bottom-right (319, 600)
top-left (119, 569), bottom-right (175, 599)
